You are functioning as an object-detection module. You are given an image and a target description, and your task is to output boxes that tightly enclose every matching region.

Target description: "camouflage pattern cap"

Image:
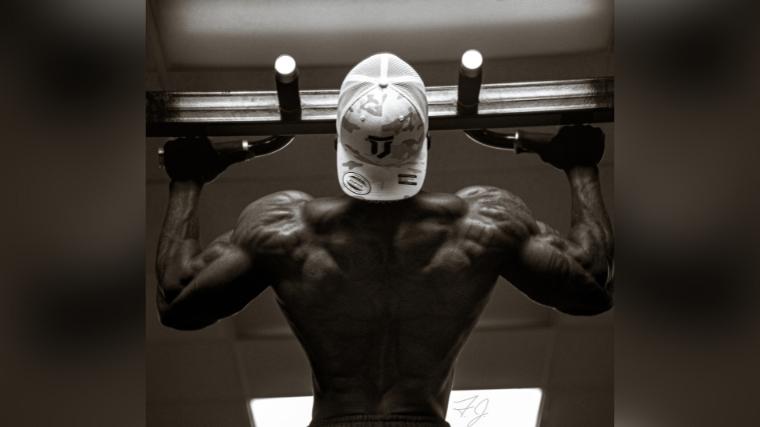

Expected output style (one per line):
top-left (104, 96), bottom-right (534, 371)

top-left (336, 53), bottom-right (429, 201)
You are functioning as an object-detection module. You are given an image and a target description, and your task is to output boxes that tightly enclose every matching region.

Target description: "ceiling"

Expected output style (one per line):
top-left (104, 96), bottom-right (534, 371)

top-left (146, 0), bottom-right (612, 92)
top-left (148, 0), bottom-right (612, 70)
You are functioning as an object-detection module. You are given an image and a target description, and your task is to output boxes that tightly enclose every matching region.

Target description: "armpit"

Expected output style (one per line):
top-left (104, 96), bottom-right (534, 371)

top-left (232, 190), bottom-right (313, 255)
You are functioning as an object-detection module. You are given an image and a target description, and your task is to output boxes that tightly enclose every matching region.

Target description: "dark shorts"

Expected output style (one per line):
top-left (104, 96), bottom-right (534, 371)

top-left (308, 414), bottom-right (450, 427)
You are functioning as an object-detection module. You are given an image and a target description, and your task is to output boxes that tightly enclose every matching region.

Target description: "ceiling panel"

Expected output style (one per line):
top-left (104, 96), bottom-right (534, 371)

top-left (540, 389), bottom-right (613, 427)
top-left (453, 328), bottom-right (554, 389)
top-left (147, 401), bottom-right (251, 427)
top-left (547, 328), bottom-right (613, 389)
top-left (236, 339), bottom-right (315, 397)
top-left (152, 0), bottom-right (613, 69)
top-left (147, 341), bottom-right (246, 401)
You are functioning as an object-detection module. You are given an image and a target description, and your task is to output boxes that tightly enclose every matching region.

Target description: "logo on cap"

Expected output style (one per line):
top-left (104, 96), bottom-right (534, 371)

top-left (342, 172), bottom-right (371, 195)
top-left (367, 135), bottom-right (394, 159)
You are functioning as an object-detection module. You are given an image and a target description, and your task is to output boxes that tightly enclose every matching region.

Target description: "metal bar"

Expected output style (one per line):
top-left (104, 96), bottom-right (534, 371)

top-left (146, 77), bottom-right (613, 137)
top-left (464, 129), bottom-right (554, 152)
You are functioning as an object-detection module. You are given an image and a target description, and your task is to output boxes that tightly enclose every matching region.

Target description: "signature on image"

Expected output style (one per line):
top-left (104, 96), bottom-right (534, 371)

top-left (451, 394), bottom-right (489, 426)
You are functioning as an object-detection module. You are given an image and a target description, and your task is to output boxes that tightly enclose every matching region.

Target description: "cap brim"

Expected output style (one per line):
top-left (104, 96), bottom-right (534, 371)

top-left (337, 136), bottom-right (427, 201)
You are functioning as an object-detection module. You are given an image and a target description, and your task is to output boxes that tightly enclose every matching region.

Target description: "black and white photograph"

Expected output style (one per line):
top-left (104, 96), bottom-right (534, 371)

top-left (146, 1), bottom-right (614, 426)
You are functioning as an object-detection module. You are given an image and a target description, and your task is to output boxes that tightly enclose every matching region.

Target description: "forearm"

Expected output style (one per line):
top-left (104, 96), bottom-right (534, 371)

top-left (565, 166), bottom-right (614, 284)
top-left (156, 181), bottom-right (204, 294)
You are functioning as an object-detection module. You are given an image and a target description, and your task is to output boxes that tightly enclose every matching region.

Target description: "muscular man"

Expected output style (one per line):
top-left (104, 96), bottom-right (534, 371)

top-left (156, 54), bottom-right (613, 427)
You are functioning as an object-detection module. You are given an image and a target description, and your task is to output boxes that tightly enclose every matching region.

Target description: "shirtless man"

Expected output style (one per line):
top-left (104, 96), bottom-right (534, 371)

top-left (156, 54), bottom-right (613, 427)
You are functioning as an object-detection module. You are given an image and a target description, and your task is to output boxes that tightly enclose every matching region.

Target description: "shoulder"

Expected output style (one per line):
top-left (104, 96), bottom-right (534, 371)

top-left (231, 190), bottom-right (314, 254)
top-left (456, 186), bottom-right (532, 217)
top-left (455, 186), bottom-right (538, 248)
top-left (399, 192), bottom-right (468, 222)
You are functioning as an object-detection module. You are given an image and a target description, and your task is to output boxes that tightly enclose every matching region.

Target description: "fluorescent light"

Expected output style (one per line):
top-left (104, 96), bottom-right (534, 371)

top-left (446, 388), bottom-right (543, 427)
top-left (249, 395), bottom-right (313, 427)
top-left (249, 388), bottom-right (542, 427)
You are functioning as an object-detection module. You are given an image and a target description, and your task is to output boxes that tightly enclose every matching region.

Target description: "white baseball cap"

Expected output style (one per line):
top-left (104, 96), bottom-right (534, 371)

top-left (336, 53), bottom-right (429, 201)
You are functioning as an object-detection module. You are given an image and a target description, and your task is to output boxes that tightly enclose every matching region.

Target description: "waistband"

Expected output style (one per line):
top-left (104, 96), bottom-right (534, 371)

top-left (308, 414), bottom-right (450, 427)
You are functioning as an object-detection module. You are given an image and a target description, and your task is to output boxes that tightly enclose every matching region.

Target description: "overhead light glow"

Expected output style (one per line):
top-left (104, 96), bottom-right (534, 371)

top-left (249, 388), bottom-right (542, 427)
top-left (249, 395), bottom-right (313, 427)
top-left (461, 49), bottom-right (483, 70)
top-left (446, 388), bottom-right (543, 427)
top-left (274, 54), bottom-right (297, 75)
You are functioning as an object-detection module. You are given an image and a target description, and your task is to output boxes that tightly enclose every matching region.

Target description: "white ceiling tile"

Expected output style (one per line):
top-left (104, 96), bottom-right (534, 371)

top-left (154, 0), bottom-right (612, 69)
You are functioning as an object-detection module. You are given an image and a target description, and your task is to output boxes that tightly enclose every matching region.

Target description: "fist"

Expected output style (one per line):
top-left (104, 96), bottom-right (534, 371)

top-left (162, 136), bottom-right (230, 183)
top-left (538, 125), bottom-right (605, 170)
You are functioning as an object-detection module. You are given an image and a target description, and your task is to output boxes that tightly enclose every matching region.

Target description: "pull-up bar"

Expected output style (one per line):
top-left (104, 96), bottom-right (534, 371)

top-left (146, 52), bottom-right (613, 138)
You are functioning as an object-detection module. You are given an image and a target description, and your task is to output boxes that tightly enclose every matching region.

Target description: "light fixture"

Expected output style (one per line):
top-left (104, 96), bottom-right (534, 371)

top-left (249, 395), bottom-right (313, 427)
top-left (460, 49), bottom-right (483, 73)
top-left (274, 54), bottom-right (297, 82)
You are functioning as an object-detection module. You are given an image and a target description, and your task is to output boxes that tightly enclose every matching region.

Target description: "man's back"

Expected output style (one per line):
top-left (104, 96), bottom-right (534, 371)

top-left (240, 188), bottom-right (535, 421)
top-left (155, 126), bottom-right (613, 427)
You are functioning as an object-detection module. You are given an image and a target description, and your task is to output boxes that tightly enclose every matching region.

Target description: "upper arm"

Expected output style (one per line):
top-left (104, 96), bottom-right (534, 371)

top-left (505, 223), bottom-right (613, 315)
top-left (457, 186), bottom-right (612, 315)
top-left (159, 190), bottom-right (312, 329)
